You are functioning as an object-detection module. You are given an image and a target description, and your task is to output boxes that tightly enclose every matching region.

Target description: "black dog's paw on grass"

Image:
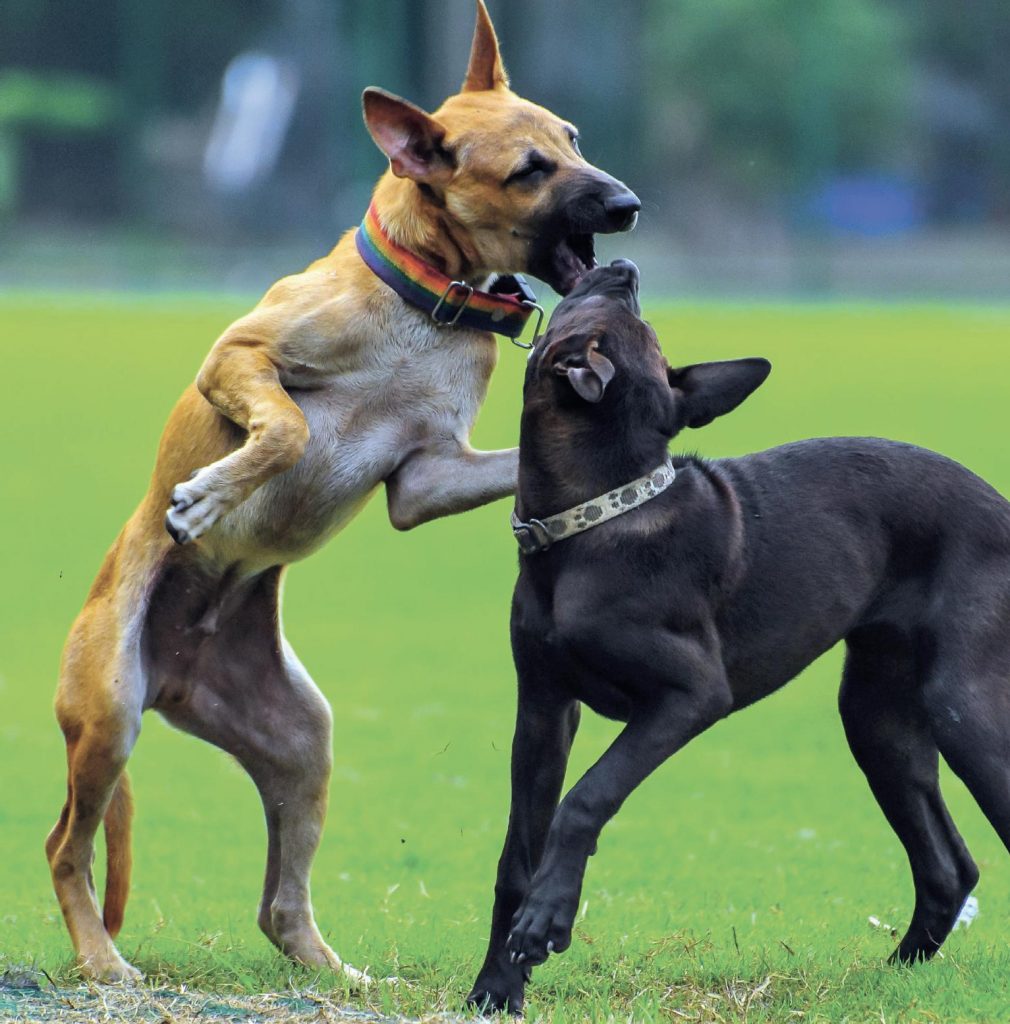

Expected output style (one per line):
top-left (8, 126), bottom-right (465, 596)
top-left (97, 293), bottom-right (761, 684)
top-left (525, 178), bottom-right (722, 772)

top-left (506, 894), bottom-right (575, 967)
top-left (466, 959), bottom-right (531, 1016)
top-left (888, 939), bottom-right (940, 966)
top-left (465, 984), bottom-right (522, 1017)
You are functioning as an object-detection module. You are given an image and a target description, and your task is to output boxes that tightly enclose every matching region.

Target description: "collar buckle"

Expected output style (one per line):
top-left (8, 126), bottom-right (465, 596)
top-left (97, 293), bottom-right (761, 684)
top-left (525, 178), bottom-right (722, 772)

top-left (357, 205), bottom-right (541, 343)
top-left (431, 280), bottom-right (474, 327)
top-left (512, 517), bottom-right (552, 555)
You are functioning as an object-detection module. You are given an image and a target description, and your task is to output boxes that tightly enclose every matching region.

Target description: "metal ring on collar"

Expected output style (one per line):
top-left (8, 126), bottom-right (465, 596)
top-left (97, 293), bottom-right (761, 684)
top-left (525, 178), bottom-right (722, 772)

top-left (431, 281), bottom-right (474, 327)
top-left (512, 300), bottom-right (545, 350)
top-left (512, 517), bottom-right (552, 554)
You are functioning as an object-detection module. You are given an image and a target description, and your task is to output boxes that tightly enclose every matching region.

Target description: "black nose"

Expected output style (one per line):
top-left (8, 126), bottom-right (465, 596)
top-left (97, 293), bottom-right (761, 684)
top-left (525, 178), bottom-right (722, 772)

top-left (563, 258), bottom-right (641, 314)
top-left (608, 258), bottom-right (640, 293)
top-left (610, 258), bottom-right (639, 277)
top-left (603, 191), bottom-right (641, 232)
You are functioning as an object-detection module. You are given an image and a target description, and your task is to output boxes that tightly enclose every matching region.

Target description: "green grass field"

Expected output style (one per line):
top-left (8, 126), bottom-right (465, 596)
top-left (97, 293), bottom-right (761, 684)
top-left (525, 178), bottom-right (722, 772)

top-left (4, 294), bottom-right (1010, 1022)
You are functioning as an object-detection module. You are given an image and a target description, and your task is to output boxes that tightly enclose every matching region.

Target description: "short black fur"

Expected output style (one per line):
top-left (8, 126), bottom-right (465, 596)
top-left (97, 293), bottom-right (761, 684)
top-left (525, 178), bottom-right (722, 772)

top-left (467, 260), bottom-right (1010, 1014)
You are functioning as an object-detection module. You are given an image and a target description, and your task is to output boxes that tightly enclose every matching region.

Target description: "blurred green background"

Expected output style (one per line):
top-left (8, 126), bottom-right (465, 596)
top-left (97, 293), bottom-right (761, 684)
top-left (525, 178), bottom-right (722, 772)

top-left (2, 0), bottom-right (1010, 297)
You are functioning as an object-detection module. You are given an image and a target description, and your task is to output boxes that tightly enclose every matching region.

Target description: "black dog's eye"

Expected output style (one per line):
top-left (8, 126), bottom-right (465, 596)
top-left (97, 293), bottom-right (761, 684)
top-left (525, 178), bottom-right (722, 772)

top-left (505, 152), bottom-right (556, 187)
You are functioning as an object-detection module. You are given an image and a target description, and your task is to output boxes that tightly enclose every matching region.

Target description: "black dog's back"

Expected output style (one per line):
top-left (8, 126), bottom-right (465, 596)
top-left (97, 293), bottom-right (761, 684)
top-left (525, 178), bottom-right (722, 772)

top-left (707, 436), bottom-right (1010, 708)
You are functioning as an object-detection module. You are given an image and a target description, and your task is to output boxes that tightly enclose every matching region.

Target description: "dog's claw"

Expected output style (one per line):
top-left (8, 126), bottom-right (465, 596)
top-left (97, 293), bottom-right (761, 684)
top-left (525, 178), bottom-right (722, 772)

top-left (164, 511), bottom-right (189, 545)
top-left (507, 893), bottom-right (576, 968)
top-left (170, 487), bottom-right (194, 510)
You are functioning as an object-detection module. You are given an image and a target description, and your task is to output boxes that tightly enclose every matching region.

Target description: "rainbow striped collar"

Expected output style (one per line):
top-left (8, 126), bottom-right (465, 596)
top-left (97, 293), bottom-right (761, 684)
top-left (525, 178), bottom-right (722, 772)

top-left (355, 203), bottom-right (540, 343)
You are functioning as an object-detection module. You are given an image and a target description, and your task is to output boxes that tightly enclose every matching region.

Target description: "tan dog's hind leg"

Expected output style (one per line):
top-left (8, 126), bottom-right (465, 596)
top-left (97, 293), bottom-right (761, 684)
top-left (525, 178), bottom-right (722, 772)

top-left (46, 607), bottom-right (144, 983)
top-left (155, 567), bottom-right (367, 984)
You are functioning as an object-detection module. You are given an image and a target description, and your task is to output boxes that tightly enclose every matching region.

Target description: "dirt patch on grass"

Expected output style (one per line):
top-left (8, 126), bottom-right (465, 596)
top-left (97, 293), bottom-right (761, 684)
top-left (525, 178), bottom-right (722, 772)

top-left (0, 969), bottom-right (413, 1024)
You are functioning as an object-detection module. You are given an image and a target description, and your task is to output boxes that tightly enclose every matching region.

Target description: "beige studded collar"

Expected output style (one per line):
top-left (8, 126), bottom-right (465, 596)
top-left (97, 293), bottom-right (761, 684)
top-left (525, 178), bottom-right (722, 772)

top-left (511, 456), bottom-right (676, 556)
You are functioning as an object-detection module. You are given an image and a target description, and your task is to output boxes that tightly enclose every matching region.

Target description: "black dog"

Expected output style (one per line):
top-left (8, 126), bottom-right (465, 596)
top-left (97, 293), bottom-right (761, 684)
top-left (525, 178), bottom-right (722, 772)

top-left (467, 259), bottom-right (1010, 1013)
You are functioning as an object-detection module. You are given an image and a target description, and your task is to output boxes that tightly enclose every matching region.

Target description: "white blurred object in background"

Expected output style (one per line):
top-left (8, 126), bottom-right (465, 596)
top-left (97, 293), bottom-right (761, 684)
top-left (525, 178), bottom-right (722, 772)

top-left (953, 894), bottom-right (979, 931)
top-left (204, 52), bottom-right (299, 194)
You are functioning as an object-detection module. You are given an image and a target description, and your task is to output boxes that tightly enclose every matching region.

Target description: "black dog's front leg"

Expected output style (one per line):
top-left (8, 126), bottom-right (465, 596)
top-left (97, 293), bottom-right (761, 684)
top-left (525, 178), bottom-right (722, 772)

top-left (467, 683), bottom-right (580, 1015)
top-left (506, 677), bottom-right (730, 970)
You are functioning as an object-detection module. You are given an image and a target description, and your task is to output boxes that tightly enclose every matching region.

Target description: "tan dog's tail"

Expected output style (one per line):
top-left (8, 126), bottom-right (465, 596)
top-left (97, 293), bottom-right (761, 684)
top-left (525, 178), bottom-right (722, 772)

top-left (102, 770), bottom-right (133, 937)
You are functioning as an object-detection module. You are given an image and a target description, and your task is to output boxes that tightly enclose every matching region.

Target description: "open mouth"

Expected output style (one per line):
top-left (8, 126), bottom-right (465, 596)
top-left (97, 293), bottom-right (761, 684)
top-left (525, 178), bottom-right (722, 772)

top-left (548, 233), bottom-right (599, 295)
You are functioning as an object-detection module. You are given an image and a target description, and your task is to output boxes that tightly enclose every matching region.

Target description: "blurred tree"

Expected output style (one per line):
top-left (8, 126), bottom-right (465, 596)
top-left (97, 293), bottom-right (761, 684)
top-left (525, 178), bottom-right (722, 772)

top-left (7, 0), bottom-right (1008, 247)
top-left (2, 0), bottom-right (274, 221)
top-left (645, 0), bottom-right (909, 197)
top-left (0, 70), bottom-right (120, 219)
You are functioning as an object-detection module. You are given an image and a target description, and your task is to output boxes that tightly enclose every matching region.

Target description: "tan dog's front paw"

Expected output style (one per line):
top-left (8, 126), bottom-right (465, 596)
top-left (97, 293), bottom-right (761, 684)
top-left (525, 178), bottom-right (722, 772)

top-left (165, 468), bottom-right (235, 544)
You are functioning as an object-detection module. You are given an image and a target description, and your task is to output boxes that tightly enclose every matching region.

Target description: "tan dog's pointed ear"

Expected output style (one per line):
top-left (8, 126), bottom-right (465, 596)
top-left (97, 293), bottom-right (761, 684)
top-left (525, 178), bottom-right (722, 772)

top-left (362, 87), bottom-right (454, 183)
top-left (462, 0), bottom-right (510, 92)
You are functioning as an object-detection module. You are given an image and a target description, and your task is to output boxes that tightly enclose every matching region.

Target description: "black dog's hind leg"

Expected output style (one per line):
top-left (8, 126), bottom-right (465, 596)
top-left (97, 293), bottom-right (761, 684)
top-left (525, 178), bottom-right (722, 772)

top-left (923, 645), bottom-right (1010, 881)
top-left (467, 658), bottom-right (581, 1015)
top-left (839, 638), bottom-right (978, 963)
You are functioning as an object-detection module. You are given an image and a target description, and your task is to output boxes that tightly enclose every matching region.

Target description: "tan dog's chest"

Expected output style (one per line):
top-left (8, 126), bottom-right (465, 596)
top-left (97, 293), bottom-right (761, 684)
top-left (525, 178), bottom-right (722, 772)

top-left (196, 269), bottom-right (499, 566)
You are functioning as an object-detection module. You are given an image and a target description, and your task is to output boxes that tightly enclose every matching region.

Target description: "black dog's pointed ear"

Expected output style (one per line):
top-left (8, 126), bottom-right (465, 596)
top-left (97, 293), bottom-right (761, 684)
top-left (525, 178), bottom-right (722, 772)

top-left (667, 358), bottom-right (771, 428)
top-left (546, 332), bottom-right (615, 403)
top-left (362, 87), bottom-right (454, 183)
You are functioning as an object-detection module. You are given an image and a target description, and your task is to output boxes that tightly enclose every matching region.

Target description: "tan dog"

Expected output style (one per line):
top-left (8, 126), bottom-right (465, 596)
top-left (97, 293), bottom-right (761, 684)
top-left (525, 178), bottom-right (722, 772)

top-left (45, 1), bottom-right (639, 985)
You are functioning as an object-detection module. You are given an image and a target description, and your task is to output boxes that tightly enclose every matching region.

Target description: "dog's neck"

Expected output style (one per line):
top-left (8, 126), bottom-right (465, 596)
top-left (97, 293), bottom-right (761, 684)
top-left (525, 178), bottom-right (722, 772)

top-left (369, 173), bottom-right (486, 284)
top-left (517, 404), bottom-right (672, 520)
